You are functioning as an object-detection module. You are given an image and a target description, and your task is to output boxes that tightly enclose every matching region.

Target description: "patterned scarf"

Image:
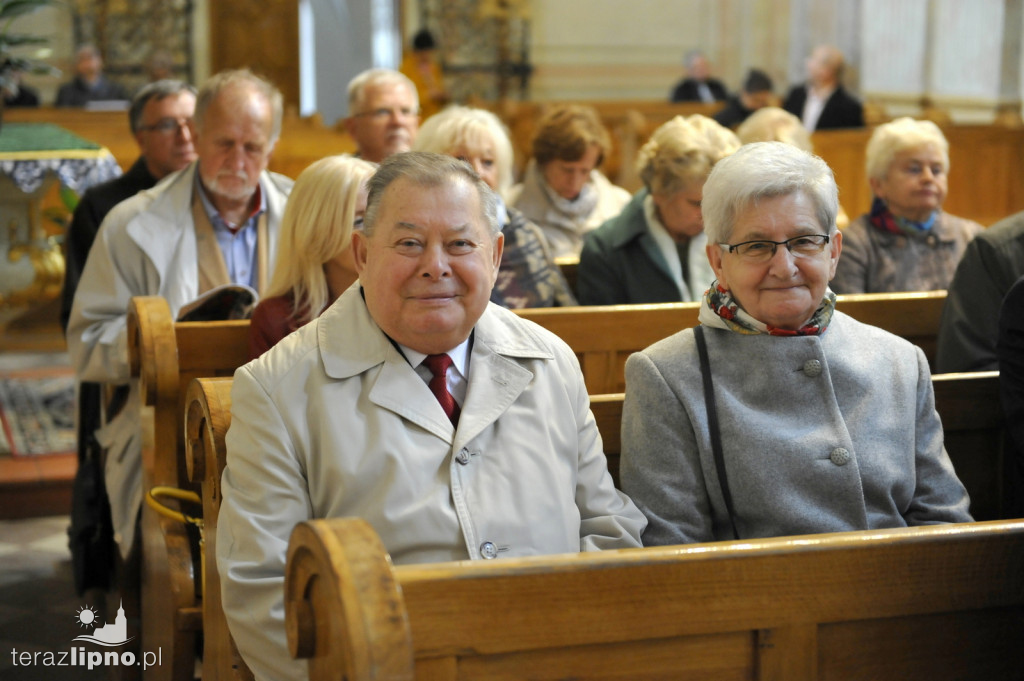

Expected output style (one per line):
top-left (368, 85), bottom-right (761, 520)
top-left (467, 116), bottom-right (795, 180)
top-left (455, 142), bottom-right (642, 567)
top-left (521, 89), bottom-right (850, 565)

top-left (869, 196), bottom-right (937, 237)
top-left (698, 281), bottom-right (836, 336)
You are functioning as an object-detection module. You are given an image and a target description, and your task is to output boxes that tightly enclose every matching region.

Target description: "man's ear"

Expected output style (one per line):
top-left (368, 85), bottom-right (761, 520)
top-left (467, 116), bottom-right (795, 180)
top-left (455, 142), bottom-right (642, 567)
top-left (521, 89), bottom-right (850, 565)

top-left (352, 230), bottom-right (369, 276)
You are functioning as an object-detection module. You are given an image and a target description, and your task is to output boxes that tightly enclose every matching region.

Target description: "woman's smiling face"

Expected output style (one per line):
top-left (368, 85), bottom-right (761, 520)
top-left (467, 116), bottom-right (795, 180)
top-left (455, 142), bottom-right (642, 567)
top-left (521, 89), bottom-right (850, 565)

top-left (707, 190), bottom-right (841, 330)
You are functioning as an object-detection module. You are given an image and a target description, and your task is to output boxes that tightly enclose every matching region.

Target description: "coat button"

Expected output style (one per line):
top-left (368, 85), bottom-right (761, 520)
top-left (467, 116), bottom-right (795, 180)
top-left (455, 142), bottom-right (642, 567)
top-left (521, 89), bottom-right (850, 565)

top-left (830, 447), bottom-right (851, 466)
top-left (479, 541), bottom-right (498, 559)
top-left (455, 448), bottom-right (470, 465)
top-left (803, 359), bottom-right (822, 377)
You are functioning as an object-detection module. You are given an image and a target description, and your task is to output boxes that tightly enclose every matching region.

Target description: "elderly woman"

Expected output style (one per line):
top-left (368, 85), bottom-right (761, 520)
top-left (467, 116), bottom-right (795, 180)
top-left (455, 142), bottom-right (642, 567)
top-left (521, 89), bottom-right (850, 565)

top-left (414, 105), bottom-right (575, 307)
top-left (248, 155), bottom-right (375, 359)
top-left (576, 115), bottom-right (740, 305)
top-left (620, 142), bottom-right (972, 545)
top-left (831, 117), bottom-right (982, 293)
top-left (508, 104), bottom-right (631, 258)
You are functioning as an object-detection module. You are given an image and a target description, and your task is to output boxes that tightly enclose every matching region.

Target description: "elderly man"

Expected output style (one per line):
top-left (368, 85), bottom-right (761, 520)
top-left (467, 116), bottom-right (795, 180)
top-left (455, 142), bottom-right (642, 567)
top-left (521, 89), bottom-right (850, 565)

top-left (782, 44), bottom-right (864, 131)
top-left (55, 44), bottom-right (128, 106)
top-left (218, 152), bottom-right (645, 681)
top-left (61, 79), bottom-right (198, 332)
top-left (62, 79), bottom-right (197, 593)
top-left (344, 68), bottom-right (419, 163)
top-left (67, 69), bottom-right (293, 560)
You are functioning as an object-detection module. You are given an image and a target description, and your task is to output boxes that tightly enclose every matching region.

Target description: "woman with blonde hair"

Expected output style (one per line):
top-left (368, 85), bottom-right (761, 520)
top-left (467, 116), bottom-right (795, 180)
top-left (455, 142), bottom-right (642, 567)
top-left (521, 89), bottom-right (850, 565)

top-left (414, 105), bottom-right (575, 307)
top-left (577, 114), bottom-right (739, 305)
top-left (832, 117), bottom-right (982, 293)
top-left (508, 104), bottom-right (631, 258)
top-left (248, 154), bottom-right (376, 358)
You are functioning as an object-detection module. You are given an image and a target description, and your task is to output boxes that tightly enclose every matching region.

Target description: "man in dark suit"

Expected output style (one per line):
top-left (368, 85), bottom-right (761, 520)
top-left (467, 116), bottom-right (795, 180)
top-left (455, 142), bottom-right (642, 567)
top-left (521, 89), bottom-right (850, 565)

top-left (61, 79), bottom-right (198, 330)
top-left (783, 44), bottom-right (864, 131)
top-left (670, 50), bottom-right (728, 103)
top-left (55, 44), bottom-right (129, 107)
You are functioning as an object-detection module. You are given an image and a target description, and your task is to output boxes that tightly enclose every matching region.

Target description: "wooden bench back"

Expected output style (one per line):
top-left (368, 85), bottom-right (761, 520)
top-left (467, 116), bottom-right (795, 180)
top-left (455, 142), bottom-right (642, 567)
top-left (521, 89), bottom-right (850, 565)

top-left (285, 516), bottom-right (1024, 681)
top-left (592, 371), bottom-right (1006, 521)
top-left (517, 291), bottom-right (947, 393)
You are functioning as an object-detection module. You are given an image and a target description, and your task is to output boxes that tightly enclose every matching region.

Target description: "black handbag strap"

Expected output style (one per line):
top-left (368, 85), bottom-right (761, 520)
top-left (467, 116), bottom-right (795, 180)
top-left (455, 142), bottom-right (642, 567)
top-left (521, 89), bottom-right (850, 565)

top-left (693, 325), bottom-right (740, 540)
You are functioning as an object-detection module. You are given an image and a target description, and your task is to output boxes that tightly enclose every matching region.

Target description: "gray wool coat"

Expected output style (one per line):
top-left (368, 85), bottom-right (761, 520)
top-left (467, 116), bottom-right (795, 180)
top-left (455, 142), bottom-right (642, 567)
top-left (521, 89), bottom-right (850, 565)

top-left (620, 311), bottom-right (973, 545)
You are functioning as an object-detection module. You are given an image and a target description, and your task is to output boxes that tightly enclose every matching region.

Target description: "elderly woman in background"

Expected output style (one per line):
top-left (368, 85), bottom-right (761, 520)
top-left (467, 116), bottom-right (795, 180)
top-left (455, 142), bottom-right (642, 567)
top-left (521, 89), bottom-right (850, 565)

top-left (414, 106), bottom-right (576, 307)
top-left (620, 142), bottom-right (971, 545)
top-left (737, 106), bottom-right (849, 229)
top-left (576, 115), bottom-right (740, 305)
top-left (831, 117), bottom-right (982, 293)
top-left (508, 104), bottom-right (630, 258)
top-left (248, 155), bottom-right (376, 359)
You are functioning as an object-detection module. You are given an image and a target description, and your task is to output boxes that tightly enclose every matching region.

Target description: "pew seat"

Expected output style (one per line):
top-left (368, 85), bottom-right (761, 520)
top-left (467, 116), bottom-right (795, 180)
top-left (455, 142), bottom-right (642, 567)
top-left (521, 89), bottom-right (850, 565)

top-left (285, 516), bottom-right (1024, 681)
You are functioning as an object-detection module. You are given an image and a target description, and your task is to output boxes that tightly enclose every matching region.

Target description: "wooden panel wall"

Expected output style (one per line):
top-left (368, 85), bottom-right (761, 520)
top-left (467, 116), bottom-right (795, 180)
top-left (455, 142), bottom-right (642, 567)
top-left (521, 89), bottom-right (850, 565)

top-left (208, 0), bottom-right (300, 109)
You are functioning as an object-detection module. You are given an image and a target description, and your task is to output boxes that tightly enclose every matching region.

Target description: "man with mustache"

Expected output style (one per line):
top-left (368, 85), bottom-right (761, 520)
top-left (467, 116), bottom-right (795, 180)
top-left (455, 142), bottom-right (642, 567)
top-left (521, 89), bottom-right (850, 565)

top-left (66, 69), bottom-right (293, 562)
top-left (344, 68), bottom-right (420, 163)
top-left (217, 152), bottom-right (645, 681)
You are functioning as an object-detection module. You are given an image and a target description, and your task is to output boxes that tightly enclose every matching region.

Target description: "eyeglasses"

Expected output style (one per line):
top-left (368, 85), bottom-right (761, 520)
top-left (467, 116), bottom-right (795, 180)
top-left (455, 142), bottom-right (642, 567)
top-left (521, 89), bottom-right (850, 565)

top-left (352, 107), bottom-right (419, 121)
top-left (138, 117), bottom-right (192, 135)
top-left (720, 234), bottom-right (831, 262)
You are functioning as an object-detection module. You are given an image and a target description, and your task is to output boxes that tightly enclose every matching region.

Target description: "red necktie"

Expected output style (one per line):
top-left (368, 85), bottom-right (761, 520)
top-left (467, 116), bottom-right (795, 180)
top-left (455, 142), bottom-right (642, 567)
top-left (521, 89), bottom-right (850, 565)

top-left (423, 354), bottom-right (461, 427)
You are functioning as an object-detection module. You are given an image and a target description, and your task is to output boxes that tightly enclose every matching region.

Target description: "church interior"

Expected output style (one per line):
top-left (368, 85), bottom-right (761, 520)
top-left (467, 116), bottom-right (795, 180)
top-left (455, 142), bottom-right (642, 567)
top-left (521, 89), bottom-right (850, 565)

top-left (1, 1), bottom-right (1023, 679)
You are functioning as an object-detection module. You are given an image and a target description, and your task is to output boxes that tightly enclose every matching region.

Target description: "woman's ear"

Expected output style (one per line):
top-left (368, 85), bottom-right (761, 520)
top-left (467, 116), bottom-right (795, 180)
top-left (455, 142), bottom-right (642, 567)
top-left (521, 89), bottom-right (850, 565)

top-left (706, 243), bottom-right (728, 289)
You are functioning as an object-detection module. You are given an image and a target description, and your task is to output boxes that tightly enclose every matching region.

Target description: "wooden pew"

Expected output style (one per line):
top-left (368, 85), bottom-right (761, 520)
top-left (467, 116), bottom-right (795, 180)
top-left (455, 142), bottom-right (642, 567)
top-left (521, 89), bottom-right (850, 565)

top-left (184, 377), bottom-right (253, 681)
top-left (517, 290), bottom-right (947, 394)
top-left (592, 371), bottom-right (1007, 522)
top-left (126, 296), bottom-right (251, 681)
top-left (285, 516), bottom-right (1024, 681)
top-left (187, 367), bottom-right (1008, 680)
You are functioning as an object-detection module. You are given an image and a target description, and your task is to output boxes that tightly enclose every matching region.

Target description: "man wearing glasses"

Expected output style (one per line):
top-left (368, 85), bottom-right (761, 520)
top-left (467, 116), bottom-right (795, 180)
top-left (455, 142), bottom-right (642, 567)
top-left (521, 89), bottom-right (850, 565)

top-left (61, 79), bottom-right (197, 332)
top-left (344, 68), bottom-right (420, 163)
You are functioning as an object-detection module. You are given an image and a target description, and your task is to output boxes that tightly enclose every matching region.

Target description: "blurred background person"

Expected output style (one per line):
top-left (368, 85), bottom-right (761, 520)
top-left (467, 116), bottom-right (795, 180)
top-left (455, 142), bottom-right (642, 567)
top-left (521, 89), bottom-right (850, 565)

top-left (620, 141), bottom-right (971, 545)
top-left (670, 49), bottom-right (728, 103)
top-left (508, 104), bottom-right (630, 258)
top-left (249, 155), bottom-right (376, 359)
top-left (577, 115), bottom-right (739, 305)
top-left (344, 68), bottom-right (420, 164)
top-left (783, 44), bottom-right (864, 131)
top-left (831, 117), bottom-right (981, 294)
top-left (55, 43), bottom-right (128, 106)
top-left (736, 106), bottom-right (848, 229)
top-left (2, 67), bottom-right (40, 107)
top-left (713, 68), bottom-right (775, 128)
top-left (400, 28), bottom-right (449, 120)
top-left (414, 105), bottom-right (576, 308)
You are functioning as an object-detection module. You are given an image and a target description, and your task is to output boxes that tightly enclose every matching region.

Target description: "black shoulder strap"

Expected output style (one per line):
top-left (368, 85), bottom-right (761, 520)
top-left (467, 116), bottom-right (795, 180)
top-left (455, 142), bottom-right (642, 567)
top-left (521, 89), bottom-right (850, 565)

top-left (693, 325), bottom-right (740, 540)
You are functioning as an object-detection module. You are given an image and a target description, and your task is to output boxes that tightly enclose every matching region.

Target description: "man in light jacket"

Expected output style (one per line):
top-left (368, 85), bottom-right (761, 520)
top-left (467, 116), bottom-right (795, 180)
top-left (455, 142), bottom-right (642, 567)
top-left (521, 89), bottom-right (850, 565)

top-left (217, 152), bottom-right (645, 681)
top-left (66, 68), bottom-right (294, 560)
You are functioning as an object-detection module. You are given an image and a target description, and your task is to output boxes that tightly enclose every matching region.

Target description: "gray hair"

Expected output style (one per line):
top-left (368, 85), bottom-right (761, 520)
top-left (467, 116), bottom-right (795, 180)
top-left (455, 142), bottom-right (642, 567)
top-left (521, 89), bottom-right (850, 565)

top-left (129, 79), bottom-right (196, 134)
top-left (362, 151), bottom-right (500, 239)
top-left (865, 117), bottom-right (949, 182)
top-left (702, 142), bottom-right (839, 244)
top-left (347, 68), bottom-right (419, 114)
top-left (194, 69), bottom-right (284, 144)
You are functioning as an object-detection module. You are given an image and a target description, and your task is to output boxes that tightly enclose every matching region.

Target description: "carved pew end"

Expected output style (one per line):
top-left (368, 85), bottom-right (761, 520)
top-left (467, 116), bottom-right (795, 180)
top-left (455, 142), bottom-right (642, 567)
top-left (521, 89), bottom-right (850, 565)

top-left (286, 518), bottom-right (415, 681)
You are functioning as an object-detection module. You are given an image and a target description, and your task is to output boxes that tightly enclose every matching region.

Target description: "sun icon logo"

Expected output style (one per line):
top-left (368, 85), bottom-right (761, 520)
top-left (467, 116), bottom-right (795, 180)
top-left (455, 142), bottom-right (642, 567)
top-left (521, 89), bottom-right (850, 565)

top-left (76, 605), bottom-right (99, 629)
